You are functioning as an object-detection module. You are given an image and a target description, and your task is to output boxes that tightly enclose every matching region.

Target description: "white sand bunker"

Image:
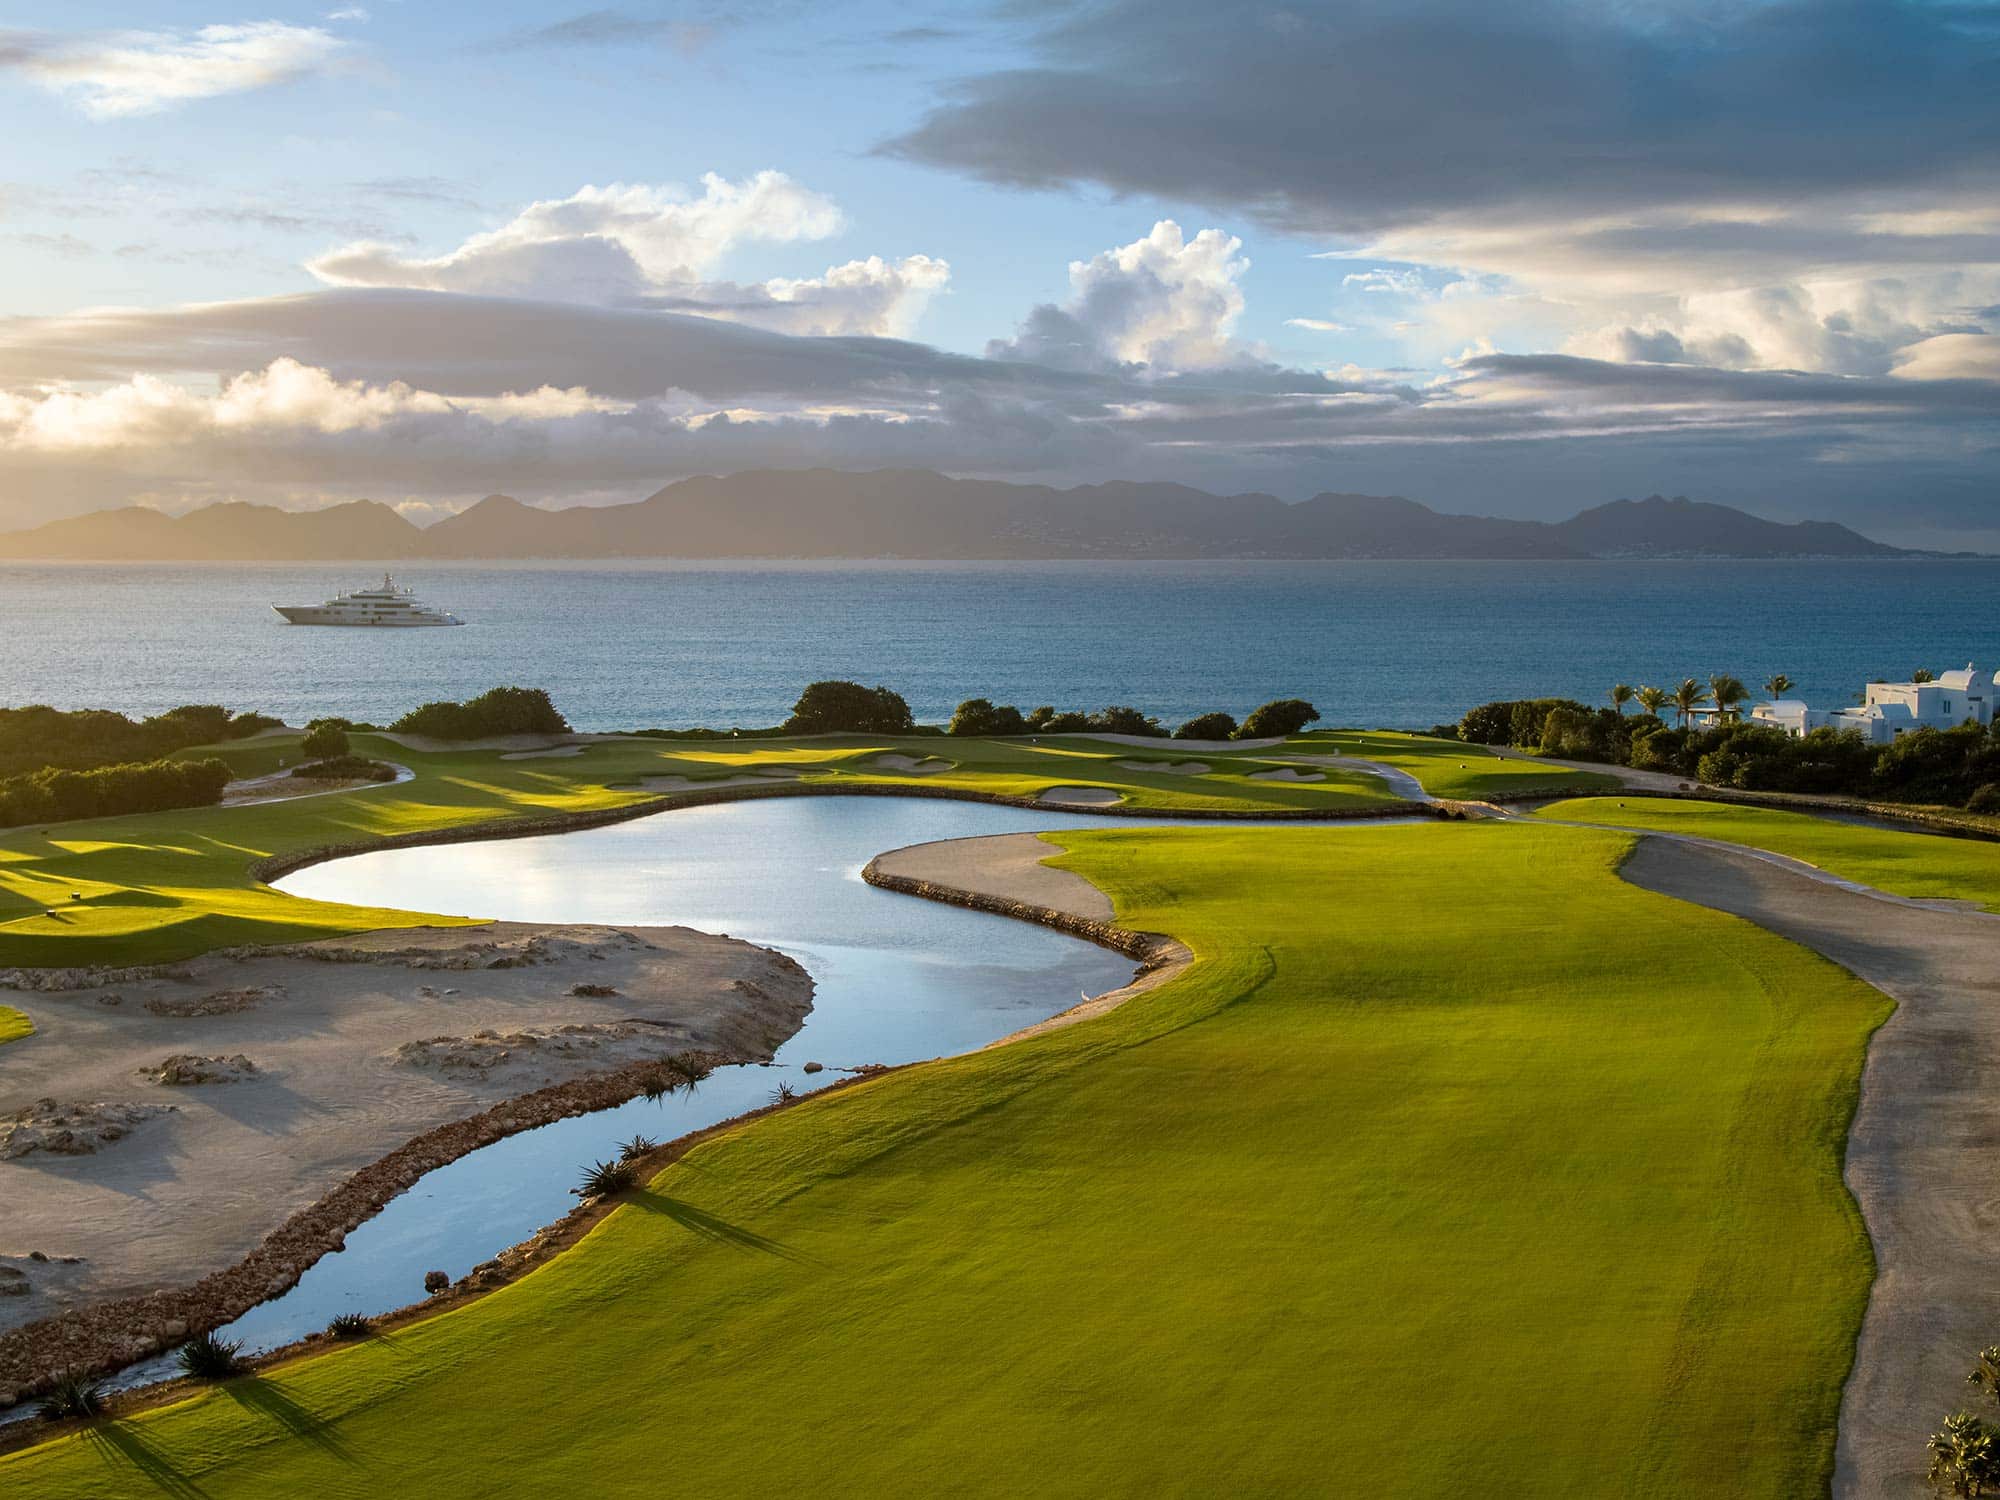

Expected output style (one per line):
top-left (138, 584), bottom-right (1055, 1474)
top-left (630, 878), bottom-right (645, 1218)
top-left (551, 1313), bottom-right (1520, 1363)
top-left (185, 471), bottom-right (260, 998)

top-left (2, 1098), bottom-right (177, 1160)
top-left (499, 744), bottom-right (588, 760)
top-left (1250, 767), bottom-right (1326, 782)
top-left (1117, 758), bottom-right (1211, 776)
top-left (873, 754), bottom-right (953, 775)
top-left (1039, 786), bottom-right (1124, 806)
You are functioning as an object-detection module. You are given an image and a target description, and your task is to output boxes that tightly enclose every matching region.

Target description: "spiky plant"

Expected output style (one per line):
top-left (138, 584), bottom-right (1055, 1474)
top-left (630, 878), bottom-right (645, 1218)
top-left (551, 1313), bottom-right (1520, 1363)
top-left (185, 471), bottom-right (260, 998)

top-left (618, 1134), bottom-right (658, 1163)
top-left (770, 1081), bottom-right (797, 1106)
top-left (639, 1065), bottom-right (675, 1103)
top-left (36, 1369), bottom-right (106, 1422)
top-left (1928, 1411), bottom-right (1999, 1497)
top-left (574, 1156), bottom-right (638, 1199)
top-left (325, 1312), bottom-right (374, 1340)
top-left (668, 1052), bottom-right (713, 1093)
top-left (178, 1329), bottom-right (249, 1379)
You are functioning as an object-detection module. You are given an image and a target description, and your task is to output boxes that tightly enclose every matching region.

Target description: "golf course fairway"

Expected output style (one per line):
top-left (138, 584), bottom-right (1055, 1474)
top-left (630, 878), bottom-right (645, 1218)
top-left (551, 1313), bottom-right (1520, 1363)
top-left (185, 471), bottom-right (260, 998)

top-left (1535, 796), bottom-right (2000, 910)
top-left (1, 819), bottom-right (1887, 1497)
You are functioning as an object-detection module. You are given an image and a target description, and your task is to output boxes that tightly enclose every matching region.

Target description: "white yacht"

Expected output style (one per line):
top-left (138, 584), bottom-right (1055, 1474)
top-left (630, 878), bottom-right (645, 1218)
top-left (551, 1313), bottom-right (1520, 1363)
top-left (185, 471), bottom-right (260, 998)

top-left (273, 575), bottom-right (464, 627)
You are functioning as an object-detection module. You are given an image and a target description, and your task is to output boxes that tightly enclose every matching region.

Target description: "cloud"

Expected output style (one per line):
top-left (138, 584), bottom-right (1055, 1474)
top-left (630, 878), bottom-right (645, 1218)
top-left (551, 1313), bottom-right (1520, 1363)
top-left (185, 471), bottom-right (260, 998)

top-left (989, 220), bottom-right (1249, 372)
top-left (0, 22), bottom-right (347, 118)
top-left (308, 174), bottom-right (845, 299)
top-left (303, 175), bottom-right (949, 337)
top-left (1891, 334), bottom-right (2000, 383)
top-left (480, 9), bottom-right (718, 55)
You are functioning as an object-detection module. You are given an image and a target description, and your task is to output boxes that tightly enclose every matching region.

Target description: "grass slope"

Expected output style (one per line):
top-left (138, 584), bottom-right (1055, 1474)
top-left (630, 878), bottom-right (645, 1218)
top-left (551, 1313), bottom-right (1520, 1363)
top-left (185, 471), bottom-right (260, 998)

top-left (2, 822), bottom-right (1886, 1496)
top-left (1284, 730), bottom-right (1623, 799)
top-left (0, 1005), bottom-right (28, 1045)
top-left (0, 732), bottom-right (1397, 968)
top-left (1536, 796), bottom-right (2000, 910)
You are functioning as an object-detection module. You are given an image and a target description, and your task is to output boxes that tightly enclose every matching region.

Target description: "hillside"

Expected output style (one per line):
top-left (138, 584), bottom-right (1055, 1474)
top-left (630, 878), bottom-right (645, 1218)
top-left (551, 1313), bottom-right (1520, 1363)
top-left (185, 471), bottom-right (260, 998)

top-left (0, 471), bottom-right (1925, 561)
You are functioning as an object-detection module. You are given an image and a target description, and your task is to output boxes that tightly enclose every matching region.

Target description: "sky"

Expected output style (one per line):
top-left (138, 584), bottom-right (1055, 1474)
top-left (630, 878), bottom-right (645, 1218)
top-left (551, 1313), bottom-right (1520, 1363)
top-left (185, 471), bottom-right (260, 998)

top-left (0, 1), bottom-right (1996, 544)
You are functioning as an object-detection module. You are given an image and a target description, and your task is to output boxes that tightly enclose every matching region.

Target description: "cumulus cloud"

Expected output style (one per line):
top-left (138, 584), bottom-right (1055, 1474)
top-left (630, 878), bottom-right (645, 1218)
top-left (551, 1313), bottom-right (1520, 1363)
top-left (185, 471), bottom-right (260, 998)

top-left (0, 21), bottom-right (346, 118)
top-left (308, 174), bottom-right (845, 299)
top-left (1891, 335), bottom-right (2000, 383)
top-left (989, 221), bottom-right (1248, 372)
top-left (303, 175), bottom-right (951, 337)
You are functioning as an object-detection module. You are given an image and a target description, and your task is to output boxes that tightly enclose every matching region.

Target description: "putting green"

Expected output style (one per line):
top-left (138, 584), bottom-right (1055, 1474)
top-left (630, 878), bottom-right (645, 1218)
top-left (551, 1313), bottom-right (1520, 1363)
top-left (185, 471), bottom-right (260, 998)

top-left (1283, 730), bottom-right (1623, 799)
top-left (0, 731), bottom-right (1403, 968)
top-left (1, 821), bottom-right (1886, 1496)
top-left (1536, 796), bottom-right (2000, 911)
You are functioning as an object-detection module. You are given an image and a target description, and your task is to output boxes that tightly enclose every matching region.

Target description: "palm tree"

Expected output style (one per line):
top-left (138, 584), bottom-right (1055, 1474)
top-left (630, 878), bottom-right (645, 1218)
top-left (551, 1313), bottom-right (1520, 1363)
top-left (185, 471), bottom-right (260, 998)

top-left (1928, 1411), bottom-right (1998, 1497)
top-left (1670, 677), bottom-right (1711, 728)
top-left (1970, 1347), bottom-right (2000, 1408)
top-left (1709, 673), bottom-right (1749, 723)
top-left (1915, 668), bottom-right (1938, 684)
top-left (1609, 683), bottom-right (1634, 715)
top-left (1764, 673), bottom-right (1794, 699)
top-left (1634, 685), bottom-right (1668, 720)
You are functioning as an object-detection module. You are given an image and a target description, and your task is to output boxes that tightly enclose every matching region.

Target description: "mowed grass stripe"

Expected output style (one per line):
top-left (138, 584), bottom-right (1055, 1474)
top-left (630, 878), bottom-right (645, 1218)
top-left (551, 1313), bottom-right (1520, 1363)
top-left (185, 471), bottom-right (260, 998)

top-left (1, 822), bottom-right (1887, 1496)
top-left (1536, 795), bottom-right (2000, 911)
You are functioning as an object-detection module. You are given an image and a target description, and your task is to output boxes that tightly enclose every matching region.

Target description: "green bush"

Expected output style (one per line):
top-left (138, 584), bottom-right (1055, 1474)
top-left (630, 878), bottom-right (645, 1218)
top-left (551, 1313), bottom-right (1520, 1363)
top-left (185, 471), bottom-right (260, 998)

top-left (178, 1330), bottom-right (248, 1379)
top-left (391, 687), bottom-right (569, 741)
top-left (574, 1157), bottom-right (639, 1199)
top-left (326, 1312), bottom-right (374, 1339)
top-left (1237, 699), bottom-right (1320, 739)
top-left (1969, 784), bottom-right (2000, 815)
top-left (35, 1370), bottom-right (105, 1422)
top-left (0, 756), bottom-right (230, 829)
top-left (784, 681), bottom-right (914, 735)
top-left (1176, 712), bottom-right (1238, 740)
top-left (301, 721), bottom-right (350, 759)
top-left (0, 703), bottom-right (274, 778)
top-left (949, 698), bottom-right (1027, 736)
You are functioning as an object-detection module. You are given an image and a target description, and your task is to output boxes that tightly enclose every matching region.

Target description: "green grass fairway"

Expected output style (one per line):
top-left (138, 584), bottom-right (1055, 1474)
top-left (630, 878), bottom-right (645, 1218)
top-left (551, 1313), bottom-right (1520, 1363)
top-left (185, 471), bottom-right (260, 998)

top-left (0, 731), bottom-right (1399, 968)
top-left (0, 1005), bottom-right (29, 1045)
top-left (1536, 796), bottom-right (2000, 910)
top-left (1284, 729), bottom-right (1623, 799)
top-left (2, 822), bottom-right (1886, 1496)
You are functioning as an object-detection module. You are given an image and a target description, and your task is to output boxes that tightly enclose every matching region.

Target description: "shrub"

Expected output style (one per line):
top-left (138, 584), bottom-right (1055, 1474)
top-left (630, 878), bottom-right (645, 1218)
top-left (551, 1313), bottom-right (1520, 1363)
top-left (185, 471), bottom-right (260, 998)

top-left (290, 754), bottom-right (397, 783)
top-left (1023, 706), bottom-right (1057, 731)
top-left (0, 703), bottom-right (274, 779)
top-left (574, 1157), bottom-right (638, 1199)
top-left (1176, 711), bottom-right (1238, 741)
top-left (391, 687), bottom-right (569, 741)
top-left (423, 1269), bottom-right (450, 1294)
top-left (300, 721), bottom-right (350, 759)
top-left (0, 756), bottom-right (230, 830)
top-left (948, 698), bottom-right (1027, 737)
top-left (618, 1134), bottom-right (658, 1162)
top-left (325, 1312), bottom-right (373, 1339)
top-left (771, 1081), bottom-right (797, 1106)
top-left (667, 1052), bottom-right (713, 1091)
top-left (228, 711), bottom-right (284, 737)
top-left (36, 1369), bottom-right (106, 1422)
top-left (783, 680), bottom-right (914, 735)
top-left (1093, 706), bottom-right (1166, 737)
top-left (1040, 711), bottom-right (1095, 733)
top-left (177, 1329), bottom-right (248, 1379)
top-left (1237, 699), bottom-right (1320, 739)
top-left (1969, 784), bottom-right (2000, 815)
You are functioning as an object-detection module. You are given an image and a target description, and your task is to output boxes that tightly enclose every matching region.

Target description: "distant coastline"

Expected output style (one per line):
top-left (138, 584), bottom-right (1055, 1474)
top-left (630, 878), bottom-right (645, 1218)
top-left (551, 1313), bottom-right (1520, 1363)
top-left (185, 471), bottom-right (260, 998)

top-left (0, 467), bottom-right (1970, 563)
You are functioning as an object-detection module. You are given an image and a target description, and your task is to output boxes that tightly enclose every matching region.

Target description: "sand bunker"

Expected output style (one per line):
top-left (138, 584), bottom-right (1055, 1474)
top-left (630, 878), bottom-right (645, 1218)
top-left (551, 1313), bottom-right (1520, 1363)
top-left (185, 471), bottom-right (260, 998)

top-left (0, 920), bottom-right (811, 1337)
top-left (221, 763), bottom-right (412, 808)
top-left (1249, 767), bottom-right (1326, 782)
top-left (1117, 759), bottom-right (1211, 776)
top-left (872, 754), bottom-right (953, 775)
top-left (1038, 786), bottom-right (1124, 806)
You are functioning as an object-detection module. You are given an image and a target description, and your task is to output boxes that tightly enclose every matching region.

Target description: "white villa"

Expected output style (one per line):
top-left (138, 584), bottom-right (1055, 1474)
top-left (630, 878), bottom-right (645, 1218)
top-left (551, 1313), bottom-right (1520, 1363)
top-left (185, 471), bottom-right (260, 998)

top-left (1746, 664), bottom-right (1997, 744)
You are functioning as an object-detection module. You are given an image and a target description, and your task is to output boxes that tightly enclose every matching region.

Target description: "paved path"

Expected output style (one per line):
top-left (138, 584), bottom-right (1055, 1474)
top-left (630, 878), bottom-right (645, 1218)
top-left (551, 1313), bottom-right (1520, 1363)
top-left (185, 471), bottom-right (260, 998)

top-left (1616, 835), bottom-right (2000, 1498)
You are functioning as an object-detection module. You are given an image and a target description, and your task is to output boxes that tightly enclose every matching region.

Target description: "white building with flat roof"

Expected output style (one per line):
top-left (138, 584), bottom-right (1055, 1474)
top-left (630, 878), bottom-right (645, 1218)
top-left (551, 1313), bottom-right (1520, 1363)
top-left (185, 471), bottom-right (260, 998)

top-left (1747, 664), bottom-right (1996, 743)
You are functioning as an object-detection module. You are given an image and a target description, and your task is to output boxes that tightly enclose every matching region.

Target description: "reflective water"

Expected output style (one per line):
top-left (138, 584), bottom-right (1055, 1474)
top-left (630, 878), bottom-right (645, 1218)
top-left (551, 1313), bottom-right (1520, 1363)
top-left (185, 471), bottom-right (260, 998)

top-left (113, 796), bottom-right (1175, 1385)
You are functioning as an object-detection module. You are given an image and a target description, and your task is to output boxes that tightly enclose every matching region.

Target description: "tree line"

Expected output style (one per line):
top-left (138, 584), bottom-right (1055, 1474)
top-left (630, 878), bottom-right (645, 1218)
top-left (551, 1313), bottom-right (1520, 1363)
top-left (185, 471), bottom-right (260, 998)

top-left (0, 757), bottom-right (232, 829)
top-left (0, 703), bottom-right (280, 779)
top-left (1444, 682), bottom-right (2000, 811)
top-left (773, 680), bottom-right (1321, 740)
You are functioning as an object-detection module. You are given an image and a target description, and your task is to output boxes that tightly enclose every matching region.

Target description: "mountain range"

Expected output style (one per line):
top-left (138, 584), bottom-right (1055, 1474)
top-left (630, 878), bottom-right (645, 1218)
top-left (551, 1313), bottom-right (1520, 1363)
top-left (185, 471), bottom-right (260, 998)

top-left (0, 469), bottom-right (1938, 561)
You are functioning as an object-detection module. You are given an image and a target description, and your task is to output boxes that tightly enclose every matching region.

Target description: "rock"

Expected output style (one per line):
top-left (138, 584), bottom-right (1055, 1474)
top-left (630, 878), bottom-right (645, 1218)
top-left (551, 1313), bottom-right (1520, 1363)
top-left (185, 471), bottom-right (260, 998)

top-left (567, 982), bottom-right (620, 997)
top-left (144, 985), bottom-right (282, 1018)
top-left (423, 1270), bottom-right (449, 1295)
top-left (143, 1053), bottom-right (257, 1086)
top-left (161, 1320), bottom-right (187, 1339)
top-left (94, 993), bottom-right (123, 1007)
top-left (802, 1061), bottom-right (824, 1074)
top-left (0, 1098), bottom-right (177, 1159)
top-left (27, 1251), bottom-right (47, 1263)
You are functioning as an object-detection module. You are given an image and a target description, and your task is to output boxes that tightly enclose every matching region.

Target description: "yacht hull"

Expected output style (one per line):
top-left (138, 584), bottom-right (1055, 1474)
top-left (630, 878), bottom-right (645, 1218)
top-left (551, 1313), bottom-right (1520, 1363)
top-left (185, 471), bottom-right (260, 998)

top-left (273, 606), bottom-right (463, 627)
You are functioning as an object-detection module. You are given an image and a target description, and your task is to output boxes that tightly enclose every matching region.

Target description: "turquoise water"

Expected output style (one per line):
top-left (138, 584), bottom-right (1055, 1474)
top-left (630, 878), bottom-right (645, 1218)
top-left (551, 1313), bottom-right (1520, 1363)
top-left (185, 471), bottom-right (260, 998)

top-left (2, 558), bottom-right (1995, 730)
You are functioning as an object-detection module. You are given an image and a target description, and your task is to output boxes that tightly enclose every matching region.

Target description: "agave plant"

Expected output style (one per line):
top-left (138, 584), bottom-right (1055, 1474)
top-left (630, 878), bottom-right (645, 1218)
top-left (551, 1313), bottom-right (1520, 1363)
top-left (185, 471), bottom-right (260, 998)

top-left (668, 1052), bottom-right (713, 1093)
top-left (1928, 1411), bottom-right (1999, 1497)
top-left (325, 1312), bottom-right (374, 1340)
top-left (178, 1329), bottom-right (248, 1380)
top-left (618, 1134), bottom-right (658, 1163)
top-left (574, 1157), bottom-right (638, 1200)
top-left (770, 1081), bottom-right (797, 1106)
top-left (36, 1369), bottom-right (106, 1422)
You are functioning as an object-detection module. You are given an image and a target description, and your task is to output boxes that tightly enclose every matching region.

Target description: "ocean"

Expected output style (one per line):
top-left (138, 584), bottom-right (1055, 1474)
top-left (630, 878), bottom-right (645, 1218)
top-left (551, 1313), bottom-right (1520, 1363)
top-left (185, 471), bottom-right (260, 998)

top-left (2, 558), bottom-right (1995, 732)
